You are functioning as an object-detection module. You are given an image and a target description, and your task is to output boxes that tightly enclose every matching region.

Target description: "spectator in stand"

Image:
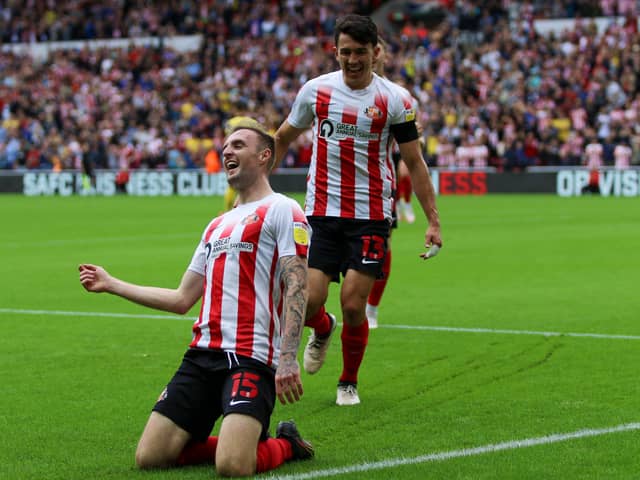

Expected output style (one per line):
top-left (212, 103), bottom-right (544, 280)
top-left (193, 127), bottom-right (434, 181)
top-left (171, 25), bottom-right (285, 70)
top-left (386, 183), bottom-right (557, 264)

top-left (455, 136), bottom-right (473, 169)
top-left (584, 133), bottom-right (604, 170)
top-left (582, 133), bottom-right (604, 193)
top-left (522, 131), bottom-right (540, 167)
top-left (562, 131), bottom-right (586, 166)
top-left (504, 137), bottom-right (528, 172)
top-left (614, 139), bottom-right (632, 169)
top-left (539, 137), bottom-right (562, 166)
top-left (470, 133), bottom-right (489, 168)
top-left (435, 133), bottom-right (457, 169)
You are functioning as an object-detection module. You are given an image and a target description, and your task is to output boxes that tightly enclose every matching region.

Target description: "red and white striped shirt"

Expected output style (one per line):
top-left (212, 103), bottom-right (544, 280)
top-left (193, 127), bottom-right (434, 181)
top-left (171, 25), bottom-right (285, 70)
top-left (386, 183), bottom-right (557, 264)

top-left (187, 193), bottom-right (310, 369)
top-left (470, 144), bottom-right (489, 168)
top-left (614, 144), bottom-right (632, 169)
top-left (287, 71), bottom-right (416, 221)
top-left (455, 145), bottom-right (473, 169)
top-left (584, 143), bottom-right (604, 169)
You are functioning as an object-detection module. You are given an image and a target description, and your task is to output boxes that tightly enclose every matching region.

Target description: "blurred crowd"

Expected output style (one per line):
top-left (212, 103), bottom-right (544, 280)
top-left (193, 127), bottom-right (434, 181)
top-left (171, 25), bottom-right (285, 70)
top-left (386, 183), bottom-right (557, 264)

top-left (1, 0), bottom-right (639, 173)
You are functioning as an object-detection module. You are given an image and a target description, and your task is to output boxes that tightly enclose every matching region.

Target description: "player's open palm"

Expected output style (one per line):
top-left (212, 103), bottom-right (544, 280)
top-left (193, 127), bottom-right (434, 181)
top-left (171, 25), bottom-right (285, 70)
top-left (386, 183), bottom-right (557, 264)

top-left (79, 264), bottom-right (111, 293)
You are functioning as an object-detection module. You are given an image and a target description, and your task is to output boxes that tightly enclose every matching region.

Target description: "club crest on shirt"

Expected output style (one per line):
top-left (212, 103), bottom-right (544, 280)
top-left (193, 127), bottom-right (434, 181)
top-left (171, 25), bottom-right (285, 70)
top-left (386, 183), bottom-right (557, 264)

top-left (241, 213), bottom-right (260, 225)
top-left (364, 106), bottom-right (383, 119)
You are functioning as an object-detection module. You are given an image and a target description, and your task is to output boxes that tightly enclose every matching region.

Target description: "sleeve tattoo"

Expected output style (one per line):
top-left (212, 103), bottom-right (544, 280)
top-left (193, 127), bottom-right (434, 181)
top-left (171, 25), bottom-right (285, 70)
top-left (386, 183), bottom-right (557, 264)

top-left (279, 255), bottom-right (308, 361)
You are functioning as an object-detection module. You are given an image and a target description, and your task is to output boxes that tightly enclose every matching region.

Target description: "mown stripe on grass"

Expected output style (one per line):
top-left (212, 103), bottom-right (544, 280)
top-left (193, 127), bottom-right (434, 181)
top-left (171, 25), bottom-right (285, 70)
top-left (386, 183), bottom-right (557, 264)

top-left (2, 308), bottom-right (640, 341)
top-left (268, 422), bottom-right (640, 479)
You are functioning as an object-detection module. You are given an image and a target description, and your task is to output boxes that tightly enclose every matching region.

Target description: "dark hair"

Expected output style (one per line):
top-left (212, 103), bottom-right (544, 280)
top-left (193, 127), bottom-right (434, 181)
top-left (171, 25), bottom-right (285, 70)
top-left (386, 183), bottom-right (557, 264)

top-left (334, 14), bottom-right (378, 47)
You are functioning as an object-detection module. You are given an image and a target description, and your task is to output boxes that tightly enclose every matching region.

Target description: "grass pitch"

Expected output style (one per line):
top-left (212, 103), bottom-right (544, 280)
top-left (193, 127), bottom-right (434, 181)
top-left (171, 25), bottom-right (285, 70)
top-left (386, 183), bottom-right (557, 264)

top-left (1, 193), bottom-right (639, 479)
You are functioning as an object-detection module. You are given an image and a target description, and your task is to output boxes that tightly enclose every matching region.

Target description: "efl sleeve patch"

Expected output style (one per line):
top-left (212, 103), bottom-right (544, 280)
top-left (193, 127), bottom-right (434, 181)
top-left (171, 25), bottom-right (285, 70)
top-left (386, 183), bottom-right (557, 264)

top-left (404, 108), bottom-right (416, 122)
top-left (293, 223), bottom-right (309, 245)
top-left (293, 222), bottom-right (310, 256)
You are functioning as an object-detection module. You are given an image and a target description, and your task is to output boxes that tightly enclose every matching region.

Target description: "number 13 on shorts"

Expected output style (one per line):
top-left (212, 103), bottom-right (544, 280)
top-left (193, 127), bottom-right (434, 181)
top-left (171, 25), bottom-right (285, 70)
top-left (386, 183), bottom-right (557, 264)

top-left (361, 235), bottom-right (385, 262)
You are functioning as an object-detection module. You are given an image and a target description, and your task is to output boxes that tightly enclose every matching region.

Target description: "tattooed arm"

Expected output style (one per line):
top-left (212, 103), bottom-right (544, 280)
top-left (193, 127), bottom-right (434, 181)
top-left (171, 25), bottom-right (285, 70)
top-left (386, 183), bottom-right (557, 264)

top-left (275, 254), bottom-right (308, 405)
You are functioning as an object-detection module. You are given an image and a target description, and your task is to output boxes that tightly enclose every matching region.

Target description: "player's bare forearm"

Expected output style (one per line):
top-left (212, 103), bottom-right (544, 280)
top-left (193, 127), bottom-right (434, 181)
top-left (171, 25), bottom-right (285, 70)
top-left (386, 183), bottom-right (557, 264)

top-left (276, 255), bottom-right (308, 404)
top-left (273, 121), bottom-right (306, 172)
top-left (413, 173), bottom-right (442, 248)
top-left (411, 165), bottom-right (440, 229)
top-left (279, 255), bottom-right (308, 358)
top-left (400, 145), bottom-right (440, 225)
top-left (78, 264), bottom-right (203, 315)
top-left (398, 140), bottom-right (442, 249)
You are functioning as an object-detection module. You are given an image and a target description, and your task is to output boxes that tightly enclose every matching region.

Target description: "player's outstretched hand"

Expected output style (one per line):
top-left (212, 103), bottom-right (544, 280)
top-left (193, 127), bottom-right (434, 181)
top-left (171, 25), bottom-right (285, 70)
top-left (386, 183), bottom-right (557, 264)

top-left (78, 264), bottom-right (112, 293)
top-left (420, 225), bottom-right (442, 261)
top-left (275, 356), bottom-right (303, 405)
top-left (419, 244), bottom-right (441, 260)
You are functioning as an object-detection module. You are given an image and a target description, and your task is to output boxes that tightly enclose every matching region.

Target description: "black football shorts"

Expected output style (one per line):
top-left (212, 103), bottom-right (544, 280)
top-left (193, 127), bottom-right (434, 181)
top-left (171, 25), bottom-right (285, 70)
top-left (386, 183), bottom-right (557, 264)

top-left (152, 348), bottom-right (276, 441)
top-left (307, 216), bottom-right (390, 282)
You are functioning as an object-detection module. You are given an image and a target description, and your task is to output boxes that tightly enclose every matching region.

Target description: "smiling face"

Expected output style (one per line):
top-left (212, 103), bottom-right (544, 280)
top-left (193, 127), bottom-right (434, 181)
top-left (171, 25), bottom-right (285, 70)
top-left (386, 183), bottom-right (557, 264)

top-left (335, 33), bottom-right (379, 90)
top-left (222, 128), bottom-right (269, 191)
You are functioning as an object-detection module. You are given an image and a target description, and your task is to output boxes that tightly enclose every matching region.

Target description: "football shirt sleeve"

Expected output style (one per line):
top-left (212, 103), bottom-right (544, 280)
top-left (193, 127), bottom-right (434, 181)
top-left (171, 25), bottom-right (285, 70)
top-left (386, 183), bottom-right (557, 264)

top-left (390, 120), bottom-right (419, 144)
top-left (187, 224), bottom-right (211, 275)
top-left (271, 198), bottom-right (311, 259)
top-left (187, 239), bottom-right (206, 276)
top-left (287, 80), bottom-right (316, 129)
top-left (388, 85), bottom-right (419, 144)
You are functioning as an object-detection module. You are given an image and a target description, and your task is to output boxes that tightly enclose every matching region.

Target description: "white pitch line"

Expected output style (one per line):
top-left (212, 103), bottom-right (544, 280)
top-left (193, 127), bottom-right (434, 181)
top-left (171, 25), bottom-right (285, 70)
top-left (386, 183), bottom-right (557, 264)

top-left (267, 422), bottom-right (640, 480)
top-left (384, 324), bottom-right (640, 341)
top-left (1, 308), bottom-right (640, 341)
top-left (2, 232), bottom-right (195, 248)
top-left (0, 308), bottom-right (191, 321)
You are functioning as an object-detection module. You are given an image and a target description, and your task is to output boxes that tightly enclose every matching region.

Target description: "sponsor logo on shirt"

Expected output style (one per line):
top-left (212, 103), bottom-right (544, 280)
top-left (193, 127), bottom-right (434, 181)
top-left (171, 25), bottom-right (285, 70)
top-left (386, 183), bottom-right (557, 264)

top-left (319, 119), bottom-right (380, 141)
top-left (208, 237), bottom-right (255, 256)
top-left (319, 119), bottom-right (334, 138)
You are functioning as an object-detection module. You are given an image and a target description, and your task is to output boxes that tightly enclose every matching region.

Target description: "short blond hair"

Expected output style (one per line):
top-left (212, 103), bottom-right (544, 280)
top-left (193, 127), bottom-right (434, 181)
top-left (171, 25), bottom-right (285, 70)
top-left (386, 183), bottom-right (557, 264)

top-left (224, 116), bottom-right (264, 136)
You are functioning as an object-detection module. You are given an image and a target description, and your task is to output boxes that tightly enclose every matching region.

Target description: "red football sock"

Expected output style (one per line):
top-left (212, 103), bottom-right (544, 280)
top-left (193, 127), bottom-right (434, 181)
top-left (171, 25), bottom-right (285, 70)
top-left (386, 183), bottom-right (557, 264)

top-left (256, 438), bottom-right (291, 473)
top-left (177, 437), bottom-right (218, 465)
top-left (398, 176), bottom-right (413, 202)
top-left (367, 249), bottom-right (392, 307)
top-left (339, 321), bottom-right (369, 384)
top-left (305, 305), bottom-right (331, 336)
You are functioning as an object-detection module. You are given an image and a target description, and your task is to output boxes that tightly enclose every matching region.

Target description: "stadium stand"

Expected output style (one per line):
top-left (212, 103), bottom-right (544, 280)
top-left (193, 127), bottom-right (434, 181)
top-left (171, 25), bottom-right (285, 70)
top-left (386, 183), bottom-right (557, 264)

top-left (1, 0), bottom-right (639, 172)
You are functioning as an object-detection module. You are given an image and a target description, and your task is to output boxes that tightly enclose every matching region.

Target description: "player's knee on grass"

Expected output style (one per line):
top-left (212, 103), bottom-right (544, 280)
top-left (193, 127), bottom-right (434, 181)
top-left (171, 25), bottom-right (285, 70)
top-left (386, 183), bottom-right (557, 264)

top-left (135, 412), bottom-right (189, 469)
top-left (135, 444), bottom-right (176, 469)
top-left (215, 452), bottom-right (256, 477)
top-left (215, 414), bottom-right (261, 477)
